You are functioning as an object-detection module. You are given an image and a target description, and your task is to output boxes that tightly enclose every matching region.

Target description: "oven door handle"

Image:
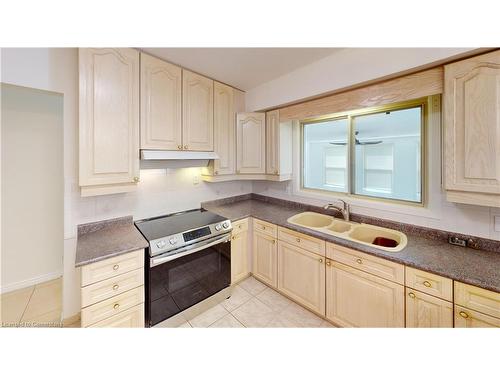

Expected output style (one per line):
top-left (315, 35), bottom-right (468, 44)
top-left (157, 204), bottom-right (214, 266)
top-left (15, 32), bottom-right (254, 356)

top-left (150, 233), bottom-right (231, 268)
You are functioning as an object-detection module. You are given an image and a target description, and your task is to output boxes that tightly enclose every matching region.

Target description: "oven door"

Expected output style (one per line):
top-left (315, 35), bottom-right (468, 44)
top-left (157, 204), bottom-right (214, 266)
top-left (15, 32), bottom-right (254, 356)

top-left (146, 233), bottom-right (231, 326)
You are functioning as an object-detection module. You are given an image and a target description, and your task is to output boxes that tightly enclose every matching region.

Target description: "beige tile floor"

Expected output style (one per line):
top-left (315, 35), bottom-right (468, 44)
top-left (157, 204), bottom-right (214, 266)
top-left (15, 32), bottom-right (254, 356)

top-left (1, 278), bottom-right (62, 328)
top-left (162, 276), bottom-right (335, 328)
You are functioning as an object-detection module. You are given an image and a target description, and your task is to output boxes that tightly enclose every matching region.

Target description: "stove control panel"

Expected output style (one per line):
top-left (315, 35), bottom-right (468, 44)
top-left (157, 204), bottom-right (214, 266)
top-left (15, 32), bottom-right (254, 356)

top-left (149, 219), bottom-right (232, 257)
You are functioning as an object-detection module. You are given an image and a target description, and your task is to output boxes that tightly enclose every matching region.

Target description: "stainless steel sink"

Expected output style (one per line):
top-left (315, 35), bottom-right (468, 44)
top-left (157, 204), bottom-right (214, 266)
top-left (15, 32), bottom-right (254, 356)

top-left (287, 211), bottom-right (407, 252)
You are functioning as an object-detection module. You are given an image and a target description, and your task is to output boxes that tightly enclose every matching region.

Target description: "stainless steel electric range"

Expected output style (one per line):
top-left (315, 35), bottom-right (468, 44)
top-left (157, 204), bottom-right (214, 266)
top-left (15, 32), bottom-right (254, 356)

top-left (135, 209), bottom-right (232, 327)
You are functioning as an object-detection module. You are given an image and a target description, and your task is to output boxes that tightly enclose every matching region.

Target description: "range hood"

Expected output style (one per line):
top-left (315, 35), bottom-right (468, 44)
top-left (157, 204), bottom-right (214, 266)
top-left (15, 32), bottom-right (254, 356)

top-left (140, 150), bottom-right (219, 169)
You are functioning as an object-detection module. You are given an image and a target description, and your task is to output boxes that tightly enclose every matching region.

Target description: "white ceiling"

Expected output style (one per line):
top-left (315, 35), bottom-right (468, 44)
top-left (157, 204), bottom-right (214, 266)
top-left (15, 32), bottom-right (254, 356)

top-left (141, 48), bottom-right (341, 91)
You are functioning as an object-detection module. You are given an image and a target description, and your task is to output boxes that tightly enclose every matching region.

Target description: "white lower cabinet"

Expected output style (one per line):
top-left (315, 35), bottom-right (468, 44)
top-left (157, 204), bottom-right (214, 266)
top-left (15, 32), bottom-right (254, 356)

top-left (231, 219), bottom-right (249, 284)
top-left (405, 288), bottom-right (453, 328)
top-left (326, 261), bottom-right (404, 327)
top-left (80, 250), bottom-right (145, 328)
top-left (454, 306), bottom-right (500, 328)
top-left (90, 304), bottom-right (144, 328)
top-left (252, 231), bottom-right (277, 288)
top-left (277, 241), bottom-right (325, 315)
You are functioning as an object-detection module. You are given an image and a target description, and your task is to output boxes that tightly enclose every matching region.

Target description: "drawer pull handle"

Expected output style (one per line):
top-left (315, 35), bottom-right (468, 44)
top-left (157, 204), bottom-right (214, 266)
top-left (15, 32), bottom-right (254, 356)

top-left (459, 311), bottom-right (469, 319)
top-left (408, 292), bottom-right (416, 299)
top-left (296, 238), bottom-right (301, 243)
top-left (356, 258), bottom-right (363, 264)
top-left (113, 303), bottom-right (120, 310)
top-left (319, 258), bottom-right (323, 263)
top-left (423, 281), bottom-right (432, 288)
top-left (112, 284), bottom-right (119, 291)
top-left (113, 264), bottom-right (119, 271)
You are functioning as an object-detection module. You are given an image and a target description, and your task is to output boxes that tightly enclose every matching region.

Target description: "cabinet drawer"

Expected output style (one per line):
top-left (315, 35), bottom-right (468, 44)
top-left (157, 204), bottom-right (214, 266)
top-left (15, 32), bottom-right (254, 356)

top-left (81, 268), bottom-right (144, 308)
top-left (454, 306), bottom-right (500, 328)
top-left (455, 282), bottom-right (500, 319)
top-left (327, 243), bottom-right (404, 284)
top-left (405, 267), bottom-right (453, 302)
top-left (81, 250), bottom-right (144, 287)
top-left (232, 218), bottom-right (249, 235)
top-left (253, 218), bottom-right (277, 237)
top-left (278, 227), bottom-right (325, 257)
top-left (89, 304), bottom-right (144, 328)
top-left (81, 286), bottom-right (144, 327)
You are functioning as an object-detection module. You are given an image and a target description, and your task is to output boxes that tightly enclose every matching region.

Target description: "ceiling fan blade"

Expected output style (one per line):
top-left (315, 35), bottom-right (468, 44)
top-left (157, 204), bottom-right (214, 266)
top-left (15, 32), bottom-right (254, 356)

top-left (358, 140), bottom-right (383, 145)
top-left (329, 142), bottom-right (347, 146)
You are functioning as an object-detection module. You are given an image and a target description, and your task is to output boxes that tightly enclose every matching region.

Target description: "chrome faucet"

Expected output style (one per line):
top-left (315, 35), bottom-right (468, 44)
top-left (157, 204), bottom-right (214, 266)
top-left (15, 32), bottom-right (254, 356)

top-left (323, 199), bottom-right (350, 221)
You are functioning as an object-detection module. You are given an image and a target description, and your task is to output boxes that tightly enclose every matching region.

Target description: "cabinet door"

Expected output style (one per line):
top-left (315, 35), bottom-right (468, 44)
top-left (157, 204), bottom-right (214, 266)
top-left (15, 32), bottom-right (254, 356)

top-left (213, 82), bottom-right (235, 175)
top-left (326, 261), bottom-right (404, 327)
top-left (454, 306), bottom-right (500, 328)
top-left (89, 304), bottom-right (144, 328)
top-left (444, 50), bottom-right (500, 207)
top-left (140, 53), bottom-right (182, 150)
top-left (231, 229), bottom-right (249, 284)
top-left (405, 288), bottom-right (453, 328)
top-left (252, 231), bottom-right (277, 287)
top-left (277, 241), bottom-right (325, 315)
top-left (79, 48), bottom-right (140, 195)
top-left (266, 110), bottom-right (280, 175)
top-left (182, 70), bottom-right (214, 151)
top-left (236, 113), bottom-right (266, 174)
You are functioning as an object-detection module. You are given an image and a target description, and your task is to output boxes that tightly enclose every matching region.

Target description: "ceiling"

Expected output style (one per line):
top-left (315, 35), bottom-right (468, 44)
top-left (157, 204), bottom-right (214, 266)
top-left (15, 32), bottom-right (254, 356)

top-left (141, 48), bottom-right (340, 91)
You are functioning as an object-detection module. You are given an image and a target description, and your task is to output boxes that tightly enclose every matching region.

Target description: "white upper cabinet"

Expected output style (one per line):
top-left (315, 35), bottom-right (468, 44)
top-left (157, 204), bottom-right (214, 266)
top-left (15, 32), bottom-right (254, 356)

top-left (444, 50), bottom-right (500, 207)
top-left (140, 53), bottom-right (182, 150)
top-left (266, 110), bottom-right (292, 180)
top-left (236, 112), bottom-right (266, 174)
top-left (79, 48), bottom-right (140, 196)
top-left (213, 82), bottom-right (235, 175)
top-left (182, 70), bottom-right (214, 151)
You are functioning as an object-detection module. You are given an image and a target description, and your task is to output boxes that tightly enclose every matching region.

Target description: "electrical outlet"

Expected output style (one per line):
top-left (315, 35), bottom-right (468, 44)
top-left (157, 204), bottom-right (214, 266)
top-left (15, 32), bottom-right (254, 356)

top-left (193, 175), bottom-right (200, 185)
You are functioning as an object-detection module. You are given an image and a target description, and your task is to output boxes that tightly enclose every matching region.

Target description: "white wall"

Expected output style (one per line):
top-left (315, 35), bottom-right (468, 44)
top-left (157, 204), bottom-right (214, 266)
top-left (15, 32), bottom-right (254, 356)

top-left (245, 48), bottom-right (476, 111)
top-left (1, 48), bottom-right (253, 318)
top-left (1, 84), bottom-right (64, 292)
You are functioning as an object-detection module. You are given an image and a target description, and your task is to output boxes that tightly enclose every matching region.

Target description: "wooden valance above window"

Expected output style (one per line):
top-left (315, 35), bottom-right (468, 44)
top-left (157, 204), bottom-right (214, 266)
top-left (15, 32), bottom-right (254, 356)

top-left (278, 67), bottom-right (443, 121)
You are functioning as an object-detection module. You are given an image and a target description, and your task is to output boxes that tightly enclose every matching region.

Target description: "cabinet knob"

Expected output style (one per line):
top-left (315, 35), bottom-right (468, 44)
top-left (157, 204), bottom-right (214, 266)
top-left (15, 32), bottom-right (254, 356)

top-left (184, 145), bottom-right (188, 150)
top-left (113, 303), bottom-right (120, 310)
top-left (133, 177), bottom-right (140, 183)
top-left (231, 236), bottom-right (235, 240)
top-left (296, 238), bottom-right (301, 243)
top-left (113, 264), bottom-right (119, 271)
top-left (214, 171), bottom-right (219, 175)
top-left (459, 311), bottom-right (469, 319)
top-left (408, 292), bottom-right (416, 299)
top-left (319, 258), bottom-right (323, 263)
top-left (423, 280), bottom-right (432, 288)
top-left (112, 284), bottom-right (119, 291)
top-left (261, 225), bottom-right (266, 230)
top-left (272, 239), bottom-right (276, 244)
top-left (326, 261), bottom-right (331, 266)
top-left (356, 258), bottom-right (363, 264)
top-left (177, 145), bottom-right (182, 150)
top-left (238, 225), bottom-right (242, 229)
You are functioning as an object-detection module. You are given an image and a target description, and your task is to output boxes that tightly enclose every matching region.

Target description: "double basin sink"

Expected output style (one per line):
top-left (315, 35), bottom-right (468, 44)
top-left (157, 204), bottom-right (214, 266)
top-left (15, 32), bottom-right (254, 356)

top-left (287, 212), bottom-right (407, 252)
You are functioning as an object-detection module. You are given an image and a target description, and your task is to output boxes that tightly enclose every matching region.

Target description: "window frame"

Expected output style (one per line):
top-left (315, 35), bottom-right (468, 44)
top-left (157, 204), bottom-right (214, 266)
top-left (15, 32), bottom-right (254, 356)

top-left (300, 97), bottom-right (428, 206)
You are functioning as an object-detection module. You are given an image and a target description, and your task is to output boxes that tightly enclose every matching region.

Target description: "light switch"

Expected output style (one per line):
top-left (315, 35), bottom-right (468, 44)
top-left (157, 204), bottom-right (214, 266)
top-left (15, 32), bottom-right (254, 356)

top-left (495, 215), bottom-right (500, 232)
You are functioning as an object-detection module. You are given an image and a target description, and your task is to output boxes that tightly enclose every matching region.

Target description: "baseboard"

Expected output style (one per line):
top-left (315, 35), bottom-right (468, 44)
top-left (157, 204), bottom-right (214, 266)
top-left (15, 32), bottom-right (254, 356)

top-left (0, 270), bottom-right (62, 294)
top-left (62, 313), bottom-right (81, 327)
